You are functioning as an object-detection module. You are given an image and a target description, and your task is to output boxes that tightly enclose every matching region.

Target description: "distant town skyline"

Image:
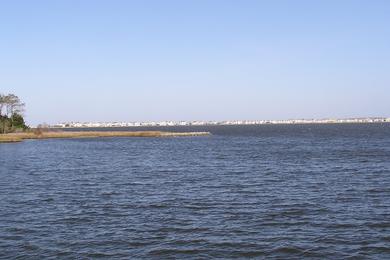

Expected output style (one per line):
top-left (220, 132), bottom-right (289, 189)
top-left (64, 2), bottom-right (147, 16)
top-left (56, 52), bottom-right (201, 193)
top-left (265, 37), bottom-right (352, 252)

top-left (1, 0), bottom-right (390, 125)
top-left (50, 117), bottom-right (390, 129)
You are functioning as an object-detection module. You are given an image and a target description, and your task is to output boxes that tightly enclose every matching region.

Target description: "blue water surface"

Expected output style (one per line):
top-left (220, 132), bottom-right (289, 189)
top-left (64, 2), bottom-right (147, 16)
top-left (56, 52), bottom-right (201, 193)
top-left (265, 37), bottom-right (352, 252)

top-left (1, 124), bottom-right (390, 259)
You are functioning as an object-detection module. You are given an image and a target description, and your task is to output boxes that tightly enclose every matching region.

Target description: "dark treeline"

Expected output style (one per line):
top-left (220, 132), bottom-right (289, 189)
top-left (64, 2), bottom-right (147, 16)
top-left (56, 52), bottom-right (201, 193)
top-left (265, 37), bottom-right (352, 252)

top-left (0, 93), bottom-right (28, 133)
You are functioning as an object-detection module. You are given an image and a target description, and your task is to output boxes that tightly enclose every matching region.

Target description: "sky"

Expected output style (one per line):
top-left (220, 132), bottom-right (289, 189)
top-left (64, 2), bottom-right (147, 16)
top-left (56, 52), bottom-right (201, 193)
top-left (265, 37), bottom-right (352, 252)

top-left (0, 0), bottom-right (389, 125)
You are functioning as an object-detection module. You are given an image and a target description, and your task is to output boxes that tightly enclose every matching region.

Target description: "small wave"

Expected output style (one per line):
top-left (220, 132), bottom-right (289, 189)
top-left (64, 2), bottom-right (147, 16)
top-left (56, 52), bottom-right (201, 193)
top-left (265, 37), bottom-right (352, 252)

top-left (148, 248), bottom-right (207, 256)
top-left (235, 250), bottom-right (267, 257)
top-left (155, 227), bottom-right (210, 233)
top-left (270, 245), bottom-right (305, 255)
top-left (100, 191), bottom-right (121, 196)
top-left (50, 216), bottom-right (93, 224)
top-left (358, 245), bottom-right (390, 253)
top-left (5, 227), bottom-right (37, 235)
top-left (21, 242), bottom-right (40, 251)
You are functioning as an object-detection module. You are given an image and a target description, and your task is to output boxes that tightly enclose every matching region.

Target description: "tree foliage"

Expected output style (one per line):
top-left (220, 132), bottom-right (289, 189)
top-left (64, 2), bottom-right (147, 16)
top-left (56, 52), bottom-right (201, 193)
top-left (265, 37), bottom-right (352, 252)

top-left (0, 93), bottom-right (28, 133)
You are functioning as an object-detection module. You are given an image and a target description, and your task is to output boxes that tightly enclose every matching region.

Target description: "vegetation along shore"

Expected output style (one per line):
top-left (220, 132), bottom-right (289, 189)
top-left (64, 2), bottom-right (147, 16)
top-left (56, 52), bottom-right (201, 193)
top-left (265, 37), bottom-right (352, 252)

top-left (0, 93), bottom-right (28, 133)
top-left (0, 93), bottom-right (209, 143)
top-left (0, 131), bottom-right (210, 143)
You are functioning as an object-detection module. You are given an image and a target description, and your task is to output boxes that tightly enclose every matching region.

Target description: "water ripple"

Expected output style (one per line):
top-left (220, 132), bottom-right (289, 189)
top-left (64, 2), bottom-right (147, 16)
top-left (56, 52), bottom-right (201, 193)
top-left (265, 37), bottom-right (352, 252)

top-left (1, 124), bottom-right (390, 258)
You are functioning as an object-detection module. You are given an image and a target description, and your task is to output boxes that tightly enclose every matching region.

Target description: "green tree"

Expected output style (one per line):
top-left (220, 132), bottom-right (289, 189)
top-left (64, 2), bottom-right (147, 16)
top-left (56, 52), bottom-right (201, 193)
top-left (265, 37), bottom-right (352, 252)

top-left (0, 94), bottom-right (5, 116)
top-left (0, 93), bottom-right (28, 133)
top-left (11, 113), bottom-right (28, 130)
top-left (0, 115), bottom-right (11, 134)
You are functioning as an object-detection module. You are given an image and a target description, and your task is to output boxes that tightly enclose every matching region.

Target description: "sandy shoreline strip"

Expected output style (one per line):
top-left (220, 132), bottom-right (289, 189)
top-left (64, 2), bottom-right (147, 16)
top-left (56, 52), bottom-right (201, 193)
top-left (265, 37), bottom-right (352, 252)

top-left (0, 131), bottom-right (211, 143)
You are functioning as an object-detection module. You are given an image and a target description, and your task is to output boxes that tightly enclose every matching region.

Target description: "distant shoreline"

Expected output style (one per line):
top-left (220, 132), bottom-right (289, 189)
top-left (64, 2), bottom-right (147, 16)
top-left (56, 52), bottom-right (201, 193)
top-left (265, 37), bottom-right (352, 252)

top-left (49, 121), bottom-right (390, 129)
top-left (50, 118), bottom-right (390, 128)
top-left (0, 131), bottom-right (211, 143)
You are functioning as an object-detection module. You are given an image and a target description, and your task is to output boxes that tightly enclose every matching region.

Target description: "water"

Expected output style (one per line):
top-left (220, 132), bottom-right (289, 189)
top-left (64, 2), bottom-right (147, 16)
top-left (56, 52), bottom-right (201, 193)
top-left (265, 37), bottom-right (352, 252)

top-left (1, 124), bottom-right (390, 259)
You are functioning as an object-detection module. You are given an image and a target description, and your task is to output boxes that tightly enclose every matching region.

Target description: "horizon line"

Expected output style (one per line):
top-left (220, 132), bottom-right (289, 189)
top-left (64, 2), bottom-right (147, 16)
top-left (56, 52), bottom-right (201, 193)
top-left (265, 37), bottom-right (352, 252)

top-left (43, 116), bottom-right (390, 128)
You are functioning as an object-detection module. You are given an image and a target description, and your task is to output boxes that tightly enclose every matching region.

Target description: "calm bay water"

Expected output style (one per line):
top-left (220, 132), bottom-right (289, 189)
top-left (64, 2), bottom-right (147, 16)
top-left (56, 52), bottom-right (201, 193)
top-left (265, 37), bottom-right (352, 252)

top-left (1, 124), bottom-right (390, 259)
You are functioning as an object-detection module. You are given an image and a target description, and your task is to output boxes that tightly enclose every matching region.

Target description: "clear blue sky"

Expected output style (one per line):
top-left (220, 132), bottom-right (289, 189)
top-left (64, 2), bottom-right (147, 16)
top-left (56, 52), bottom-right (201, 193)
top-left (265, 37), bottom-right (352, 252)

top-left (1, 0), bottom-right (389, 125)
